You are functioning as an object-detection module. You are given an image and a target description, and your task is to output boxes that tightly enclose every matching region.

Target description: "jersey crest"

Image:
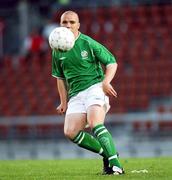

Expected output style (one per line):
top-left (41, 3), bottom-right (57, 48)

top-left (81, 50), bottom-right (88, 59)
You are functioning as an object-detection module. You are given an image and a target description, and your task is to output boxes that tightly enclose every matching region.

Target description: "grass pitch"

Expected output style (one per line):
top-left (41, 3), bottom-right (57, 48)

top-left (0, 157), bottom-right (171, 180)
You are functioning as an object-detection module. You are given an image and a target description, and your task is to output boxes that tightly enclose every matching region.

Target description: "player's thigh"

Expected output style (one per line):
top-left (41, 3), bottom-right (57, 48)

top-left (64, 113), bottom-right (87, 139)
top-left (87, 105), bottom-right (106, 129)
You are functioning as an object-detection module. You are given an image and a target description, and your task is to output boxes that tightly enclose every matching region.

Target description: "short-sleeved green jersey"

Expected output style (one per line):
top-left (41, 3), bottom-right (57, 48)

top-left (52, 33), bottom-right (116, 98)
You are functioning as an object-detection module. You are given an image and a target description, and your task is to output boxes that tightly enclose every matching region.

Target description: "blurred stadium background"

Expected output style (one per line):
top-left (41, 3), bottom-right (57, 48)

top-left (0, 0), bottom-right (172, 159)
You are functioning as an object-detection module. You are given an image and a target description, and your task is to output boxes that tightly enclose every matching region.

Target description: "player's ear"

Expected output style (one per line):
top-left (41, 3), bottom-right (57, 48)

top-left (78, 23), bottom-right (80, 30)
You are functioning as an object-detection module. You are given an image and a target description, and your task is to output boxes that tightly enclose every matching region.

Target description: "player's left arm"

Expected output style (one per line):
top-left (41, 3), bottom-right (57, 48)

top-left (90, 39), bottom-right (118, 97)
top-left (102, 63), bottom-right (118, 97)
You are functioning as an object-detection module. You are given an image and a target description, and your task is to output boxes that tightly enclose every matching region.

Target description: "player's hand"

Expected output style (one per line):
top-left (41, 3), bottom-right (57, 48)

top-left (102, 81), bottom-right (117, 97)
top-left (56, 103), bottom-right (67, 115)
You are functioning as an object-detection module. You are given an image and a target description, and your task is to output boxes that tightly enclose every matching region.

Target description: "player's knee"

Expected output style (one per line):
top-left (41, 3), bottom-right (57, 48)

top-left (88, 120), bottom-right (94, 129)
top-left (64, 128), bottom-right (77, 140)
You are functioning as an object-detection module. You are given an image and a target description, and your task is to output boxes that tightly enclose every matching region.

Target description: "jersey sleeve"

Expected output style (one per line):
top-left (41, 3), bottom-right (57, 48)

top-left (90, 38), bottom-right (117, 66)
top-left (51, 50), bottom-right (65, 79)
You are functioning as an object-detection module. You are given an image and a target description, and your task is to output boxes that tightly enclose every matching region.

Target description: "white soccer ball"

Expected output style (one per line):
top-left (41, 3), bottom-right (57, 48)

top-left (48, 27), bottom-right (75, 51)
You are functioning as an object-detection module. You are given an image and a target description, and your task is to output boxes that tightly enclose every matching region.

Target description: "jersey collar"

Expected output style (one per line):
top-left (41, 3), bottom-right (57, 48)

top-left (75, 32), bottom-right (81, 41)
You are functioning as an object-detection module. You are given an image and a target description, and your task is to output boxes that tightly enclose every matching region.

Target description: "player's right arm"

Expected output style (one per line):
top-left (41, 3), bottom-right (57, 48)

top-left (56, 79), bottom-right (68, 114)
top-left (51, 50), bottom-right (67, 114)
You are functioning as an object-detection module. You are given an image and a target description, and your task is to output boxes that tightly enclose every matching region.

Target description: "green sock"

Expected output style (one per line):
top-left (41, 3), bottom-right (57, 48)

top-left (72, 131), bottom-right (105, 156)
top-left (93, 124), bottom-right (121, 168)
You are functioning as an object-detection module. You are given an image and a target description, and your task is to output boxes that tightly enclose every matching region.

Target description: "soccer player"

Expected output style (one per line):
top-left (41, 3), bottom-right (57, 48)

top-left (51, 10), bottom-right (124, 175)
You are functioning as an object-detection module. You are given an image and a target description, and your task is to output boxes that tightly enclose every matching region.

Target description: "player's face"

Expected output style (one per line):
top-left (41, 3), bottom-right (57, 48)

top-left (60, 13), bottom-right (80, 38)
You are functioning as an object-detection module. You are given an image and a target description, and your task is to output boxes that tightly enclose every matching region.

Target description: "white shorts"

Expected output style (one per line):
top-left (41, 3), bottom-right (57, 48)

top-left (66, 82), bottom-right (110, 115)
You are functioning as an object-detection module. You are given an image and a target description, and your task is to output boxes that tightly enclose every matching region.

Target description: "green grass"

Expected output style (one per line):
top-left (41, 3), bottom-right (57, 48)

top-left (0, 157), bottom-right (171, 180)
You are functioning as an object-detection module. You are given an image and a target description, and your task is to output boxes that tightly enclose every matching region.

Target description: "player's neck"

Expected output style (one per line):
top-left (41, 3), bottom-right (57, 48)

top-left (74, 31), bottom-right (80, 39)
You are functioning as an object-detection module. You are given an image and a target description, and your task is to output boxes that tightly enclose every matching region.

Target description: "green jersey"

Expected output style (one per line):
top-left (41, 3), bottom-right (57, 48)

top-left (52, 33), bottom-right (116, 98)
